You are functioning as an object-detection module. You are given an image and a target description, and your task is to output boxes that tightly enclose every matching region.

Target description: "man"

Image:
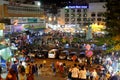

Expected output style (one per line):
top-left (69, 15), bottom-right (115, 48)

top-left (11, 61), bottom-right (18, 80)
top-left (71, 64), bottom-right (79, 80)
top-left (18, 61), bottom-right (26, 80)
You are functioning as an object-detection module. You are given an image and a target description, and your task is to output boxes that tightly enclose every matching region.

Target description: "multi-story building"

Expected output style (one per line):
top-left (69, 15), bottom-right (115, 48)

top-left (0, 0), bottom-right (46, 33)
top-left (0, 0), bottom-right (45, 24)
top-left (58, 2), bottom-right (106, 29)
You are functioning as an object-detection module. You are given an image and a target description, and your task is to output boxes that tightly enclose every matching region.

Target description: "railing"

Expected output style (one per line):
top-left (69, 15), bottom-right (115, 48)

top-left (7, 5), bottom-right (44, 14)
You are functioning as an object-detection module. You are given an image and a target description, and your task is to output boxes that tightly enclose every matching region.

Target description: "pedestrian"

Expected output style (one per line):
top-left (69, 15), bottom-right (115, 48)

top-left (92, 69), bottom-right (98, 80)
top-left (71, 64), bottom-right (79, 80)
top-left (51, 62), bottom-right (55, 72)
top-left (72, 55), bottom-right (77, 62)
top-left (67, 66), bottom-right (73, 80)
top-left (105, 72), bottom-right (111, 80)
top-left (53, 67), bottom-right (56, 76)
top-left (18, 61), bottom-right (26, 80)
top-left (11, 61), bottom-right (19, 80)
top-left (6, 69), bottom-right (17, 80)
top-left (34, 64), bottom-right (38, 76)
top-left (27, 64), bottom-right (34, 80)
top-left (38, 65), bottom-right (42, 76)
top-left (86, 69), bottom-right (90, 80)
top-left (60, 64), bottom-right (63, 72)
top-left (25, 64), bottom-right (30, 78)
top-left (78, 66), bottom-right (87, 80)
top-left (43, 60), bottom-right (46, 67)
top-left (55, 61), bottom-right (59, 72)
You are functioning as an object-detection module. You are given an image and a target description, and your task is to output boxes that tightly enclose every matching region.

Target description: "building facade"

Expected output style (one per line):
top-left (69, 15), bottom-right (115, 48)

top-left (0, 0), bottom-right (45, 24)
top-left (58, 2), bottom-right (106, 28)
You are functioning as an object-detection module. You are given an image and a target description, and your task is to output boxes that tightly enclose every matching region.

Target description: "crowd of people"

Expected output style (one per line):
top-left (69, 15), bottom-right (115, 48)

top-left (0, 30), bottom-right (119, 80)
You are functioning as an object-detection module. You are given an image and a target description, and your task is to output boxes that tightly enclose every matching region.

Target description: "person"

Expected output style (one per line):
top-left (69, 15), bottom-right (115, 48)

top-left (71, 64), bottom-right (79, 80)
top-left (86, 69), bottom-right (90, 80)
top-left (105, 72), bottom-right (111, 80)
top-left (6, 69), bottom-right (17, 80)
top-left (27, 64), bottom-right (34, 80)
top-left (11, 61), bottom-right (18, 80)
top-left (92, 69), bottom-right (98, 80)
top-left (110, 75), bottom-right (119, 80)
top-left (18, 61), bottom-right (26, 80)
top-left (43, 60), bottom-right (46, 67)
top-left (68, 66), bottom-right (73, 80)
top-left (72, 55), bottom-right (77, 62)
top-left (38, 64), bottom-right (42, 76)
top-left (55, 61), bottom-right (59, 72)
top-left (53, 67), bottom-right (56, 76)
top-left (34, 64), bottom-right (38, 76)
top-left (0, 66), bottom-right (3, 80)
top-left (78, 66), bottom-right (87, 80)
top-left (25, 64), bottom-right (30, 79)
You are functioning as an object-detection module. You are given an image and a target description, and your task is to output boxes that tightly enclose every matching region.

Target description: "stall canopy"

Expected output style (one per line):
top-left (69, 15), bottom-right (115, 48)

top-left (0, 44), bottom-right (12, 60)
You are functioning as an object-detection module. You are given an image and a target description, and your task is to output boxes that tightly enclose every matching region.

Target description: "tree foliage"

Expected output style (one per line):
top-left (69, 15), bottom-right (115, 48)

top-left (105, 0), bottom-right (120, 36)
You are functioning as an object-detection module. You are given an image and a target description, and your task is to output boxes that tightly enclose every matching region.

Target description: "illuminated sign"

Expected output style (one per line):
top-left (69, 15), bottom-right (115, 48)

top-left (65, 6), bottom-right (88, 9)
top-left (28, 18), bottom-right (37, 23)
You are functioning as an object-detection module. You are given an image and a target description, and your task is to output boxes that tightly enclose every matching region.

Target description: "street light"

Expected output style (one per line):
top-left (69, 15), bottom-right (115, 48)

top-left (34, 1), bottom-right (41, 7)
top-left (48, 17), bottom-right (52, 22)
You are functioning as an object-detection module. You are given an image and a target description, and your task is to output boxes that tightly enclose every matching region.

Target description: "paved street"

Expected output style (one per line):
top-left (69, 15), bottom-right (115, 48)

top-left (1, 58), bottom-right (99, 80)
top-left (1, 58), bottom-right (75, 80)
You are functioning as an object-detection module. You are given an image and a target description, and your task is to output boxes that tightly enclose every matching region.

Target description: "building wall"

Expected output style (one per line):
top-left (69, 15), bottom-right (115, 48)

top-left (0, 1), bottom-right (45, 25)
top-left (3, 4), bottom-right (44, 18)
top-left (58, 2), bottom-right (106, 27)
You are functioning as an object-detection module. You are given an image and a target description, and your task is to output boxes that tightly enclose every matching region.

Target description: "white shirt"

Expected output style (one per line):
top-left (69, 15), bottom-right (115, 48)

top-left (71, 67), bottom-right (79, 78)
top-left (79, 70), bottom-right (87, 79)
top-left (92, 71), bottom-right (97, 78)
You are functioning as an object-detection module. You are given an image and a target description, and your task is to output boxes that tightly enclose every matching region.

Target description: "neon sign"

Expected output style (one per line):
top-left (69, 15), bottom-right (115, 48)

top-left (65, 6), bottom-right (88, 9)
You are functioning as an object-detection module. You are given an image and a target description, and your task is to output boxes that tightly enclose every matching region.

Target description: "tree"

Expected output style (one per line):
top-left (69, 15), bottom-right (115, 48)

top-left (104, 0), bottom-right (120, 52)
top-left (105, 0), bottom-right (120, 36)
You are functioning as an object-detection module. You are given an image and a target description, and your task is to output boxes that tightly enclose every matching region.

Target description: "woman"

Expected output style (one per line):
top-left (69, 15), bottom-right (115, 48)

top-left (78, 66), bottom-right (87, 80)
top-left (6, 69), bottom-right (17, 80)
top-left (26, 65), bottom-right (34, 80)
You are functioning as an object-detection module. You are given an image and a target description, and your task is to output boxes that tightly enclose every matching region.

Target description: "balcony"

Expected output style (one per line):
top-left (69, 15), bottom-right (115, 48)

top-left (4, 4), bottom-right (45, 17)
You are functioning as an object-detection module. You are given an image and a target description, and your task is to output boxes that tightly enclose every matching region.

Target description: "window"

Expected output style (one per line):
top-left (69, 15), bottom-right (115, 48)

top-left (83, 9), bottom-right (87, 12)
top-left (83, 23), bottom-right (88, 26)
top-left (71, 18), bottom-right (75, 22)
top-left (91, 13), bottom-right (96, 17)
top-left (65, 14), bottom-right (69, 17)
top-left (97, 18), bottom-right (102, 21)
top-left (77, 14), bottom-right (81, 17)
top-left (91, 18), bottom-right (96, 21)
top-left (65, 18), bottom-right (69, 22)
top-left (83, 18), bottom-right (87, 21)
top-left (77, 9), bottom-right (81, 12)
top-left (83, 14), bottom-right (87, 17)
top-left (71, 14), bottom-right (75, 17)
top-left (77, 18), bottom-right (81, 21)
top-left (65, 9), bottom-right (69, 13)
top-left (97, 12), bottom-right (103, 17)
top-left (102, 18), bottom-right (105, 21)
top-left (71, 9), bottom-right (75, 12)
